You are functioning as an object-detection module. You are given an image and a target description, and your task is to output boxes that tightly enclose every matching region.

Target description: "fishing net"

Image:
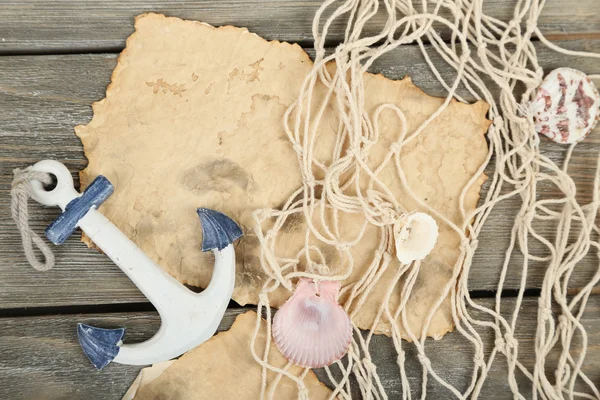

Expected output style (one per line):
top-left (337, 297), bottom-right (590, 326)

top-left (248, 0), bottom-right (600, 398)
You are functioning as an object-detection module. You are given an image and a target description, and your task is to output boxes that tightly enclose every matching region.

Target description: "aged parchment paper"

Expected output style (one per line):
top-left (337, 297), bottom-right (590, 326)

top-left (122, 361), bottom-right (174, 400)
top-left (132, 312), bottom-right (332, 399)
top-left (77, 13), bottom-right (489, 338)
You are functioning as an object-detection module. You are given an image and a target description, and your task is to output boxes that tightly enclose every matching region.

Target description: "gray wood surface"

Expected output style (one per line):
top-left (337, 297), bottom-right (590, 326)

top-left (1, 39), bottom-right (600, 308)
top-left (0, 0), bottom-right (598, 53)
top-left (0, 298), bottom-right (598, 399)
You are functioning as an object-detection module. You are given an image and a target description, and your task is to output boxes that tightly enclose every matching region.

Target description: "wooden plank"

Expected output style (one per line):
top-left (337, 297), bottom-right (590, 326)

top-left (372, 296), bottom-right (600, 398)
top-left (0, 308), bottom-right (245, 400)
top-left (0, 298), bottom-right (598, 399)
top-left (1, 40), bottom-right (600, 308)
top-left (0, 0), bottom-right (598, 53)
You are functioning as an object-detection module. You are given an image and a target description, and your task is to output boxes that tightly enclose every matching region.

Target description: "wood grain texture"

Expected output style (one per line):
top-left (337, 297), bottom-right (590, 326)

top-left (1, 40), bottom-right (600, 308)
top-left (0, 297), bottom-right (598, 399)
top-left (0, 308), bottom-right (246, 400)
top-left (0, 2), bottom-right (599, 398)
top-left (0, 0), bottom-right (599, 53)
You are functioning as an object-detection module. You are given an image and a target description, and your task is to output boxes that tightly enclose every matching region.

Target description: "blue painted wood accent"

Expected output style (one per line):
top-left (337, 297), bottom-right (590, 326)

top-left (196, 208), bottom-right (243, 252)
top-left (45, 176), bottom-right (114, 245)
top-left (77, 324), bottom-right (124, 369)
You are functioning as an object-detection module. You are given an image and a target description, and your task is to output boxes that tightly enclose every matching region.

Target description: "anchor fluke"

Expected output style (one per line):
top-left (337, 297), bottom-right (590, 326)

top-left (77, 323), bottom-right (125, 369)
top-left (197, 208), bottom-right (243, 251)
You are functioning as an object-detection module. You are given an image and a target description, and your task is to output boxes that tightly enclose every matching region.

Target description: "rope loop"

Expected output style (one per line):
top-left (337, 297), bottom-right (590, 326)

top-left (292, 142), bottom-right (304, 154)
top-left (540, 308), bottom-right (553, 320)
top-left (476, 42), bottom-right (488, 57)
top-left (258, 292), bottom-right (269, 305)
top-left (557, 315), bottom-right (568, 326)
top-left (305, 175), bottom-right (316, 188)
top-left (417, 353), bottom-right (431, 368)
top-left (11, 168), bottom-right (56, 272)
top-left (397, 351), bottom-right (406, 365)
top-left (495, 337), bottom-right (506, 352)
top-left (504, 334), bottom-right (518, 350)
top-left (298, 387), bottom-right (309, 400)
top-left (390, 142), bottom-right (402, 154)
top-left (555, 364), bottom-right (571, 383)
top-left (363, 358), bottom-right (377, 372)
top-left (473, 352), bottom-right (485, 367)
top-left (460, 48), bottom-right (471, 63)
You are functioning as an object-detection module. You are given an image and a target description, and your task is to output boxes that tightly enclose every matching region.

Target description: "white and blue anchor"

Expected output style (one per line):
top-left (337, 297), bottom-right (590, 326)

top-left (28, 160), bottom-right (242, 369)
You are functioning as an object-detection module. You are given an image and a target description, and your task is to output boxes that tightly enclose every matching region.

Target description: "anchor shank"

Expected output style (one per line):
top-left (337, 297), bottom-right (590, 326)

top-left (77, 208), bottom-right (191, 313)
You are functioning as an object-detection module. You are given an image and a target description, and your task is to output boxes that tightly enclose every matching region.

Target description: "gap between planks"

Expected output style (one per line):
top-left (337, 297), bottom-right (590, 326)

top-left (0, 289), bottom-right (567, 320)
top-left (0, 0), bottom-right (598, 54)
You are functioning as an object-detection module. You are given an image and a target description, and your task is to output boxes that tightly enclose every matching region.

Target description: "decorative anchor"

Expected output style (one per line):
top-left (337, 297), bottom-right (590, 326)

top-left (27, 160), bottom-right (242, 369)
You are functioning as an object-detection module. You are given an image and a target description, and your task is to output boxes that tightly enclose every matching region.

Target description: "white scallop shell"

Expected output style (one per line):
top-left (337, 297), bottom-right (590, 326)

top-left (393, 212), bottom-right (439, 264)
top-left (272, 279), bottom-right (352, 368)
top-left (532, 67), bottom-right (600, 144)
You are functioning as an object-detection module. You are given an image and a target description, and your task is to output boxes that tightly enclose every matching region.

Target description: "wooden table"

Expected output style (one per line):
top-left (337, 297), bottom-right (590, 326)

top-left (1, 1), bottom-right (599, 398)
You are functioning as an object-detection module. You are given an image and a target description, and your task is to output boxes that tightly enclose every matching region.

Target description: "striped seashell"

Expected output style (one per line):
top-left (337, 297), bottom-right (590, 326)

top-left (532, 67), bottom-right (600, 144)
top-left (272, 278), bottom-right (352, 368)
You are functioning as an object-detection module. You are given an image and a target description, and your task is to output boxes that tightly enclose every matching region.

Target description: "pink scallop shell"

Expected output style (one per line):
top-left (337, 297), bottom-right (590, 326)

top-left (532, 67), bottom-right (600, 144)
top-left (272, 278), bottom-right (352, 368)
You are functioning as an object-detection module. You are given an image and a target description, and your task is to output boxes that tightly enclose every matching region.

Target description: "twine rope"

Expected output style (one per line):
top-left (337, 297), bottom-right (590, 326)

top-left (10, 168), bottom-right (55, 272)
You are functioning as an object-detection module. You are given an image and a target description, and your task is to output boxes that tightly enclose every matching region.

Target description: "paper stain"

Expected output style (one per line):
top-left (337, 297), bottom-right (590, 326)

top-left (204, 82), bottom-right (214, 94)
top-left (180, 159), bottom-right (251, 194)
top-left (280, 212), bottom-right (303, 233)
top-left (228, 58), bottom-right (265, 84)
top-left (146, 78), bottom-right (186, 96)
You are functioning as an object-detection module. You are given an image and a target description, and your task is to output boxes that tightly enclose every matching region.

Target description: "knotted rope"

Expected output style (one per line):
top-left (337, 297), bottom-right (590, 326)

top-left (10, 168), bottom-right (55, 271)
